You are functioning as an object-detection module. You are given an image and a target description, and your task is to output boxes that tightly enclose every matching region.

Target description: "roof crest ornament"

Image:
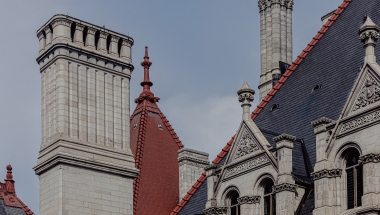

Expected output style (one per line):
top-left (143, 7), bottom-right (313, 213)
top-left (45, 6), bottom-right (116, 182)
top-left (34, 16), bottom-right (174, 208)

top-left (238, 81), bottom-right (255, 120)
top-left (135, 46), bottom-right (160, 104)
top-left (359, 16), bottom-right (380, 63)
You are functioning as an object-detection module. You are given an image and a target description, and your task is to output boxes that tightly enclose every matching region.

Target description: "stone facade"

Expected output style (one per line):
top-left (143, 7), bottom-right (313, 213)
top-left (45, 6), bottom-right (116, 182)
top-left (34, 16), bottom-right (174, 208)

top-left (258, 0), bottom-right (294, 100)
top-left (178, 148), bottom-right (210, 200)
top-left (33, 15), bottom-right (138, 215)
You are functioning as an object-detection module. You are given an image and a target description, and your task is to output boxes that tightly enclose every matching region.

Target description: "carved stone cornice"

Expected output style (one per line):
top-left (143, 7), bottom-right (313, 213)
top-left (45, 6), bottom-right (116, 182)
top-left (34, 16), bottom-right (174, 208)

top-left (359, 153), bottom-right (380, 164)
top-left (75, 23), bottom-right (85, 31)
top-left (178, 156), bottom-right (210, 166)
top-left (225, 155), bottom-right (269, 178)
top-left (99, 31), bottom-right (108, 39)
top-left (341, 110), bottom-right (380, 133)
top-left (44, 26), bottom-right (52, 34)
top-left (311, 117), bottom-right (335, 128)
top-left (51, 18), bottom-right (73, 28)
top-left (111, 35), bottom-right (120, 43)
top-left (237, 196), bottom-right (261, 204)
top-left (87, 27), bottom-right (97, 35)
top-left (273, 134), bottom-right (296, 143)
top-left (203, 207), bottom-right (227, 215)
top-left (272, 183), bottom-right (297, 193)
top-left (311, 169), bottom-right (342, 180)
top-left (122, 39), bottom-right (133, 47)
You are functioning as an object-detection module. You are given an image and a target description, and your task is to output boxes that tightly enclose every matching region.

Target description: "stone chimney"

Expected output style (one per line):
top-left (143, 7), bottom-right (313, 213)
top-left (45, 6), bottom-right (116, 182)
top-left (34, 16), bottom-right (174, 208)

top-left (178, 148), bottom-right (210, 199)
top-left (258, 0), bottom-right (294, 100)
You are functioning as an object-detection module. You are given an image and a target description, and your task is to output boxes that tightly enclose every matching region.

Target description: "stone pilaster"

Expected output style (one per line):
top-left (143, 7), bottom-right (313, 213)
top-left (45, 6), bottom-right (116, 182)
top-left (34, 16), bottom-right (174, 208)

top-left (205, 164), bottom-right (219, 209)
top-left (359, 154), bottom-right (380, 207)
top-left (98, 31), bottom-right (108, 52)
top-left (178, 148), bottom-right (210, 200)
top-left (85, 27), bottom-right (96, 48)
top-left (73, 23), bottom-right (85, 45)
top-left (311, 117), bottom-right (335, 170)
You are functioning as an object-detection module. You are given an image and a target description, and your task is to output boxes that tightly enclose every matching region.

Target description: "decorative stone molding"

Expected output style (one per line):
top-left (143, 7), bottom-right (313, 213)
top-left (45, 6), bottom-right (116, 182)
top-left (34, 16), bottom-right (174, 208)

top-left (341, 110), bottom-right (380, 133)
top-left (111, 35), bottom-right (120, 43)
top-left (203, 207), bottom-right (227, 215)
top-left (237, 196), bottom-right (261, 204)
top-left (272, 183), bottom-right (297, 193)
top-left (75, 23), bottom-right (85, 31)
top-left (204, 164), bottom-right (220, 171)
top-left (225, 155), bottom-right (269, 178)
top-left (99, 31), bottom-right (108, 39)
top-left (273, 134), bottom-right (296, 143)
top-left (44, 26), bottom-right (52, 34)
top-left (352, 76), bottom-right (380, 111)
top-left (37, 32), bottom-right (45, 40)
top-left (178, 156), bottom-right (210, 166)
top-left (87, 27), bottom-right (97, 35)
top-left (134, 93), bottom-right (160, 104)
top-left (234, 129), bottom-right (260, 159)
top-left (311, 117), bottom-right (335, 128)
top-left (359, 153), bottom-right (380, 164)
top-left (311, 169), bottom-right (342, 180)
top-left (359, 30), bottom-right (379, 43)
top-left (51, 18), bottom-right (73, 28)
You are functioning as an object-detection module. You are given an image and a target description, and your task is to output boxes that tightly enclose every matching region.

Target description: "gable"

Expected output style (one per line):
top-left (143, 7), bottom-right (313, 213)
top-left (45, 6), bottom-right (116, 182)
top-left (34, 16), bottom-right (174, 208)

top-left (229, 123), bottom-right (262, 162)
top-left (254, 0), bottom-right (380, 168)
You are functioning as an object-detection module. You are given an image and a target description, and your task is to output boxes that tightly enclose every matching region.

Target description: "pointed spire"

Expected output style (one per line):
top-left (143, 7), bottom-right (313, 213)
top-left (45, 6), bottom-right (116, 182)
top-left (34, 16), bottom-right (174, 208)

top-left (135, 46), bottom-right (160, 104)
top-left (4, 165), bottom-right (15, 194)
top-left (237, 81), bottom-right (255, 120)
top-left (359, 16), bottom-right (380, 62)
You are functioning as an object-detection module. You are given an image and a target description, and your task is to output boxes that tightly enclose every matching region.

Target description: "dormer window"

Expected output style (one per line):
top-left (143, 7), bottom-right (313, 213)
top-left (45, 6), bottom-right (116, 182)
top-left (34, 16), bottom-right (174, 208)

top-left (270, 104), bottom-right (280, 112)
top-left (312, 84), bottom-right (322, 93)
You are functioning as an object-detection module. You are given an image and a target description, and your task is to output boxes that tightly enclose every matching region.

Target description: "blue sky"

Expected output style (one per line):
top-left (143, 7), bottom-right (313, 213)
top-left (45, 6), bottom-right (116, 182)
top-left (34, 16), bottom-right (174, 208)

top-left (0, 0), bottom-right (343, 213)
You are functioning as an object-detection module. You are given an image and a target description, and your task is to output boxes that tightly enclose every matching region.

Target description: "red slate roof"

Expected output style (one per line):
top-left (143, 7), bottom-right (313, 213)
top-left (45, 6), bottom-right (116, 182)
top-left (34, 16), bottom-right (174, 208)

top-left (131, 47), bottom-right (184, 215)
top-left (0, 165), bottom-right (34, 215)
top-left (170, 1), bottom-right (352, 214)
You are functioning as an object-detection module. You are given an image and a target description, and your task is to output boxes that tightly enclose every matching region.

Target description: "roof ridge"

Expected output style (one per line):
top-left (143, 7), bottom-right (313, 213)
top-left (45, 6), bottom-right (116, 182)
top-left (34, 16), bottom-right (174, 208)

top-left (169, 0), bottom-right (352, 213)
top-left (133, 101), bottom-right (148, 215)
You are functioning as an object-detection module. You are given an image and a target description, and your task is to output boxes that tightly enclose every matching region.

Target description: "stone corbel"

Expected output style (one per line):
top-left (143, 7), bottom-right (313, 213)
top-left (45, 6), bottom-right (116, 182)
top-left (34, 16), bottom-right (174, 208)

top-left (311, 169), bottom-right (342, 180)
top-left (237, 196), bottom-right (261, 204)
top-left (272, 183), bottom-right (297, 193)
top-left (203, 207), bottom-right (228, 215)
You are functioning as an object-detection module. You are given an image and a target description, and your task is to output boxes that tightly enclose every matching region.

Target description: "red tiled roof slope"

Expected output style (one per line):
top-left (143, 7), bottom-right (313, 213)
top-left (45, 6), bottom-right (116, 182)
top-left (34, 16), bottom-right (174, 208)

top-left (170, 1), bottom-right (352, 214)
top-left (0, 165), bottom-right (34, 215)
top-left (131, 47), bottom-right (184, 215)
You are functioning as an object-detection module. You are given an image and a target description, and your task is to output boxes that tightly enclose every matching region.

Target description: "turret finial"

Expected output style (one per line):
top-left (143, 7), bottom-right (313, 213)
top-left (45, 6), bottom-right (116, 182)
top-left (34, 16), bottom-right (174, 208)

top-left (237, 81), bottom-right (255, 120)
top-left (4, 165), bottom-right (15, 194)
top-left (359, 16), bottom-right (380, 62)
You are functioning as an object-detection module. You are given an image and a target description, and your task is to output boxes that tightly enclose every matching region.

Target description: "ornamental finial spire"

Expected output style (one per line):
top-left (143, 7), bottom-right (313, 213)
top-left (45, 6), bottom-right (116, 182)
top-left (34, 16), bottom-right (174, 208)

top-left (237, 81), bottom-right (255, 120)
top-left (359, 16), bottom-right (380, 62)
top-left (135, 47), bottom-right (160, 104)
top-left (4, 165), bottom-right (15, 194)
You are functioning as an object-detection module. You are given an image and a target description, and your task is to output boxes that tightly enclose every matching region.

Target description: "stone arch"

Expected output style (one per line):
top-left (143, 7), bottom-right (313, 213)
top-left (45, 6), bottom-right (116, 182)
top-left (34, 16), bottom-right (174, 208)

top-left (254, 173), bottom-right (276, 195)
top-left (334, 141), bottom-right (362, 167)
top-left (221, 186), bottom-right (240, 206)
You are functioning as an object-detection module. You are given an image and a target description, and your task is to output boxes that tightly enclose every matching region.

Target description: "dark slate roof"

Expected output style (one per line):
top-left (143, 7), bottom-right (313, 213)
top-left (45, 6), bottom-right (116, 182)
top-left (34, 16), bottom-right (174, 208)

top-left (0, 200), bottom-right (26, 215)
top-left (254, 0), bottom-right (380, 170)
top-left (178, 178), bottom-right (208, 215)
top-left (298, 190), bottom-right (315, 215)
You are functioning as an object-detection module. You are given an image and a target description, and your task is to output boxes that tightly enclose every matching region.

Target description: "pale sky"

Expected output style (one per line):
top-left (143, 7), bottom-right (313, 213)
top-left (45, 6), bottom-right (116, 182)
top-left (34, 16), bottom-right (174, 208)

top-left (0, 0), bottom-right (343, 213)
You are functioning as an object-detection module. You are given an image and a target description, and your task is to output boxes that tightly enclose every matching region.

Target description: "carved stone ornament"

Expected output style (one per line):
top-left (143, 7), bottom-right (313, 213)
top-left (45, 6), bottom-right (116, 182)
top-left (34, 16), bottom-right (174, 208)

top-left (203, 207), bottom-right (227, 215)
top-left (225, 155), bottom-right (268, 178)
top-left (37, 32), bottom-right (45, 40)
top-left (87, 27), bottom-right (97, 35)
top-left (258, 0), bottom-right (266, 11)
top-left (311, 169), bottom-right (342, 180)
top-left (75, 23), bottom-right (85, 31)
top-left (287, 0), bottom-right (294, 10)
top-left (233, 130), bottom-right (260, 159)
top-left (122, 39), bottom-right (133, 46)
top-left (99, 31), bottom-right (108, 39)
top-left (44, 26), bottom-right (52, 34)
top-left (272, 183), bottom-right (297, 193)
top-left (359, 153), bottom-right (380, 164)
top-left (237, 196), bottom-right (261, 204)
top-left (238, 93), bottom-right (254, 103)
top-left (360, 30), bottom-right (380, 44)
top-left (353, 75), bottom-right (380, 111)
top-left (111, 35), bottom-right (120, 43)
top-left (51, 18), bottom-right (73, 28)
top-left (134, 93), bottom-right (160, 104)
top-left (341, 110), bottom-right (380, 133)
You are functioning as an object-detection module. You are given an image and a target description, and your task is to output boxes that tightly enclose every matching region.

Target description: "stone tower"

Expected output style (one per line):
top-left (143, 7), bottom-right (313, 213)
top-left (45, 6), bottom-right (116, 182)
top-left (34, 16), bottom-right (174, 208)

top-left (33, 15), bottom-right (138, 215)
top-left (258, 0), bottom-right (294, 100)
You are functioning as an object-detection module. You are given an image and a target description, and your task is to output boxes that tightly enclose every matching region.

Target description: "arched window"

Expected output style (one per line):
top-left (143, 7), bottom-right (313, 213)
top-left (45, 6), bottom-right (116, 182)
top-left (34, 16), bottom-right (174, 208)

top-left (346, 149), bottom-right (363, 209)
top-left (264, 180), bottom-right (276, 215)
top-left (226, 190), bottom-right (240, 215)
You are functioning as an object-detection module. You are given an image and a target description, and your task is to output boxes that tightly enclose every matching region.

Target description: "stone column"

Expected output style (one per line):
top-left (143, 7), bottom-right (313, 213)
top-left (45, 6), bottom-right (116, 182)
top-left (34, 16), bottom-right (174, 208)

top-left (38, 32), bottom-right (46, 53)
top-left (205, 164), bottom-right (219, 209)
top-left (265, 2), bottom-right (272, 76)
top-left (286, 0), bottom-right (293, 64)
top-left (274, 134), bottom-right (296, 215)
top-left (359, 155), bottom-right (380, 207)
top-left (121, 39), bottom-right (132, 60)
top-left (44, 26), bottom-right (52, 46)
top-left (86, 27), bottom-right (96, 48)
top-left (98, 31), bottom-right (108, 52)
top-left (74, 23), bottom-right (85, 45)
top-left (271, 1), bottom-right (281, 75)
top-left (109, 35), bottom-right (120, 57)
top-left (259, 1), bottom-right (267, 76)
top-left (280, 2), bottom-right (287, 63)
top-left (311, 117), bottom-right (334, 166)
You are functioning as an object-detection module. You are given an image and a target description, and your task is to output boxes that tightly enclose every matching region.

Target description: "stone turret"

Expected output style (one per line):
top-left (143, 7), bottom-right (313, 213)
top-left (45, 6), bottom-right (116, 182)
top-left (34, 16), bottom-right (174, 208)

top-left (237, 81), bottom-right (255, 120)
top-left (258, 0), bottom-right (294, 100)
top-left (34, 15), bottom-right (138, 215)
top-left (359, 16), bottom-right (380, 63)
